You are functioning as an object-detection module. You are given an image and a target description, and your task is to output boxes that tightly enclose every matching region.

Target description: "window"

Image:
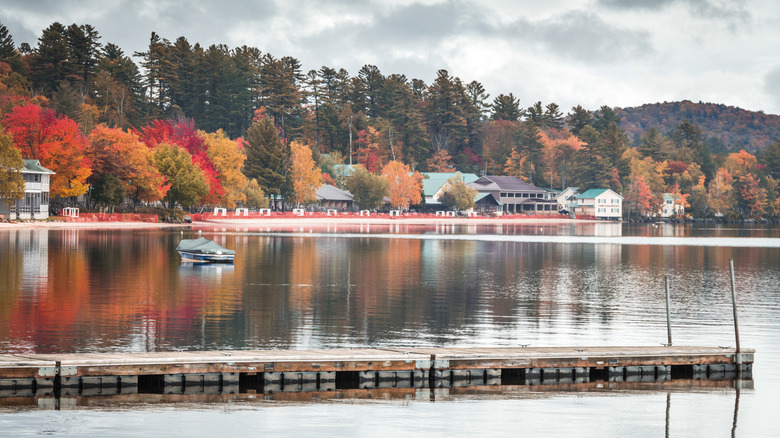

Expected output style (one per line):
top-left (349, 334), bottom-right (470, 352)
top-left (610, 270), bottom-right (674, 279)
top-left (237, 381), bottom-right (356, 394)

top-left (597, 207), bottom-right (606, 213)
top-left (500, 193), bottom-right (507, 198)
top-left (612, 199), bottom-right (619, 204)
top-left (666, 200), bottom-right (672, 204)
top-left (598, 198), bottom-right (606, 204)
top-left (611, 208), bottom-right (619, 213)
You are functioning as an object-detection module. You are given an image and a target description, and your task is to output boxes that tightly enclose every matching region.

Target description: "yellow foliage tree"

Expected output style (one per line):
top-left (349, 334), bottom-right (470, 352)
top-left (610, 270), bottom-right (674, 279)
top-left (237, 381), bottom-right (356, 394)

top-left (708, 167), bottom-right (734, 214)
top-left (381, 160), bottom-right (422, 210)
top-left (202, 129), bottom-right (249, 209)
top-left (289, 141), bottom-right (322, 205)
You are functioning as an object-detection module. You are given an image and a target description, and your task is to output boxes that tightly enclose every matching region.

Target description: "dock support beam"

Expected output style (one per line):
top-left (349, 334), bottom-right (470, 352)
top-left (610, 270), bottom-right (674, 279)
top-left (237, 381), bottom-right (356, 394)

top-left (729, 259), bottom-right (742, 373)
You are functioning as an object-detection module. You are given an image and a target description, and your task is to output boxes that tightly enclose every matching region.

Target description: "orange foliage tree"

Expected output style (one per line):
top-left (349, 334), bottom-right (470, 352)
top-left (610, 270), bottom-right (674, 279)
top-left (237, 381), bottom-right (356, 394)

top-left (737, 173), bottom-right (766, 216)
top-left (87, 126), bottom-right (168, 207)
top-left (289, 141), bottom-right (323, 205)
top-left (426, 148), bottom-right (456, 172)
top-left (541, 130), bottom-right (582, 190)
top-left (3, 102), bottom-right (92, 198)
top-left (624, 175), bottom-right (652, 217)
top-left (381, 160), bottom-right (422, 210)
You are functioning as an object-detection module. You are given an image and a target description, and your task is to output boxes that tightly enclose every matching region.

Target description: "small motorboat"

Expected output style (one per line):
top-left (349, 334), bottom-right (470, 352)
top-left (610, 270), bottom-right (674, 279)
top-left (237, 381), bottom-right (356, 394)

top-left (176, 237), bottom-right (235, 263)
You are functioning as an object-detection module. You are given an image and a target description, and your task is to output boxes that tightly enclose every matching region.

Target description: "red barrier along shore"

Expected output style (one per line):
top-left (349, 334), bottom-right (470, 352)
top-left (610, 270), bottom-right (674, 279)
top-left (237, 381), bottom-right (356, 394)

top-left (57, 212), bottom-right (159, 223)
top-left (190, 211), bottom-right (576, 222)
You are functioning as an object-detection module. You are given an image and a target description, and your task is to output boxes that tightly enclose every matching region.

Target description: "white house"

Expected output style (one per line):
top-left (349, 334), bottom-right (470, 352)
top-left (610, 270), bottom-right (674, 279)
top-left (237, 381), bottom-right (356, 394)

top-left (556, 187), bottom-right (579, 212)
top-left (572, 188), bottom-right (623, 219)
top-left (659, 193), bottom-right (685, 218)
top-left (0, 159), bottom-right (55, 220)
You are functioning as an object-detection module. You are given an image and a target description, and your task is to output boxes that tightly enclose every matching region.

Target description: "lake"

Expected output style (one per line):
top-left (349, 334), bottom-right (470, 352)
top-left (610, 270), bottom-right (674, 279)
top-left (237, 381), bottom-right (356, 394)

top-left (1, 221), bottom-right (779, 437)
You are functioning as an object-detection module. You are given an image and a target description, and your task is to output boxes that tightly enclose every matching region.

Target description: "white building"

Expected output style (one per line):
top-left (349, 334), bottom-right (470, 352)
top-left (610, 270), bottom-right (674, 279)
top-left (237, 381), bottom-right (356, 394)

top-left (556, 187), bottom-right (579, 212)
top-left (659, 193), bottom-right (685, 218)
top-left (572, 188), bottom-right (623, 219)
top-left (0, 160), bottom-right (55, 220)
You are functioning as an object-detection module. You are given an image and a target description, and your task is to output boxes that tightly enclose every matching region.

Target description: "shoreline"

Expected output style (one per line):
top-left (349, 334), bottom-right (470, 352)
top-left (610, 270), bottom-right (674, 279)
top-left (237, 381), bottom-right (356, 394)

top-left (0, 216), bottom-right (598, 230)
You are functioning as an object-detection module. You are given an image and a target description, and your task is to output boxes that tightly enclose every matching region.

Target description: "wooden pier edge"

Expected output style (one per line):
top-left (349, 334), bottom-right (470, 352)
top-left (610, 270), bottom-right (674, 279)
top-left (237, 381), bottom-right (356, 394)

top-left (0, 346), bottom-right (754, 399)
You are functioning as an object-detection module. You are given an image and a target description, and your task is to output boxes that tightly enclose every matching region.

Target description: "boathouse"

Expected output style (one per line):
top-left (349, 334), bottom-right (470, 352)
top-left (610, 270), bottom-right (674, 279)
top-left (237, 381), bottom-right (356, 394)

top-left (316, 184), bottom-right (354, 210)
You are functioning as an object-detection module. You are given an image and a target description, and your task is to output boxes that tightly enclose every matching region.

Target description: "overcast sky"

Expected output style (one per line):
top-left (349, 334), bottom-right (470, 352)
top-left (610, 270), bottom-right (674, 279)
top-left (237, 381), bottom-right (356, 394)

top-left (2, 0), bottom-right (780, 115)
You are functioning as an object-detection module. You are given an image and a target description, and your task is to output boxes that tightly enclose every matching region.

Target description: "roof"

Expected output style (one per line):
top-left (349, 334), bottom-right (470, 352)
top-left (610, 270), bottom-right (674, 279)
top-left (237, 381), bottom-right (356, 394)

top-left (22, 159), bottom-right (55, 174)
top-left (475, 192), bottom-right (503, 205)
top-left (578, 188), bottom-right (622, 199)
top-left (316, 184), bottom-right (354, 201)
top-left (421, 172), bottom-right (478, 196)
top-left (469, 175), bottom-right (545, 192)
top-left (332, 164), bottom-right (356, 177)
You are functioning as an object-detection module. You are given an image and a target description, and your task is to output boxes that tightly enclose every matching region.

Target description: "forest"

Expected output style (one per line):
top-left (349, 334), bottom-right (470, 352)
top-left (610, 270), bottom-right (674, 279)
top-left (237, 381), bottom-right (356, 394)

top-left (1, 21), bottom-right (780, 219)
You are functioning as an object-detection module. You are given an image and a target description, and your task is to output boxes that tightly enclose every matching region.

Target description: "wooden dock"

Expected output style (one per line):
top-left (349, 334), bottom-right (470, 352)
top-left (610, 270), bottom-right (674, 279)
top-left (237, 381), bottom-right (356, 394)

top-left (0, 346), bottom-right (753, 400)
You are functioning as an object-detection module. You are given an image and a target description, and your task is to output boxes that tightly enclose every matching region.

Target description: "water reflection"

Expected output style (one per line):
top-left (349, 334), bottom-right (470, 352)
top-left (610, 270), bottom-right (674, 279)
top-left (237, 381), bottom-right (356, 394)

top-left (1, 227), bottom-right (779, 353)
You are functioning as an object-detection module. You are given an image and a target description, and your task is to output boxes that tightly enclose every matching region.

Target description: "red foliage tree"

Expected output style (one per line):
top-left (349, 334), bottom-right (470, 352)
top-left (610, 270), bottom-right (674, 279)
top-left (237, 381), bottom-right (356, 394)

top-left (138, 118), bottom-right (224, 205)
top-left (3, 102), bottom-right (92, 198)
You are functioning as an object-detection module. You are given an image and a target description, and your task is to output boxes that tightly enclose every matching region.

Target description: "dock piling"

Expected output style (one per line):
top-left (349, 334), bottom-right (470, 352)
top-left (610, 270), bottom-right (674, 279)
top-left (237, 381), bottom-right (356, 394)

top-left (665, 275), bottom-right (673, 346)
top-left (729, 259), bottom-right (742, 372)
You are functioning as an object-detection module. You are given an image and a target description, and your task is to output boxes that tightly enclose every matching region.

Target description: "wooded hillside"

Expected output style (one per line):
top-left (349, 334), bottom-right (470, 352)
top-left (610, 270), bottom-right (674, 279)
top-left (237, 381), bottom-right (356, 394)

top-left (615, 100), bottom-right (780, 153)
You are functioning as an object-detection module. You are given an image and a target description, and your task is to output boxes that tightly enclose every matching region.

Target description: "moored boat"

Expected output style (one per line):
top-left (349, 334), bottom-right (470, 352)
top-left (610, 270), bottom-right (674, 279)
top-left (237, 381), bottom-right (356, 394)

top-left (176, 237), bottom-right (235, 263)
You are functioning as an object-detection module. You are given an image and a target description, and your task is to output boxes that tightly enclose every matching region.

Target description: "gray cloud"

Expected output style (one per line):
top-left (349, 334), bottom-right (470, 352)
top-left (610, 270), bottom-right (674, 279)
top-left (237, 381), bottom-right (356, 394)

top-left (497, 10), bottom-right (654, 64)
top-left (764, 65), bottom-right (780, 109)
top-left (599, 0), bottom-right (750, 27)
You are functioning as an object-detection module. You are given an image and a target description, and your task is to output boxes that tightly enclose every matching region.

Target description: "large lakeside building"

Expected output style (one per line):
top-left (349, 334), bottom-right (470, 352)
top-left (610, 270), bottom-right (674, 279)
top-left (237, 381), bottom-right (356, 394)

top-left (468, 176), bottom-right (558, 215)
top-left (0, 160), bottom-right (54, 220)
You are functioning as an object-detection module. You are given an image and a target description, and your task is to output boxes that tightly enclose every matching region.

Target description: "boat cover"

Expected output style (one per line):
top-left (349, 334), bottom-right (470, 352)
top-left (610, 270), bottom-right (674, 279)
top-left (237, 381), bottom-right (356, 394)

top-left (176, 237), bottom-right (235, 255)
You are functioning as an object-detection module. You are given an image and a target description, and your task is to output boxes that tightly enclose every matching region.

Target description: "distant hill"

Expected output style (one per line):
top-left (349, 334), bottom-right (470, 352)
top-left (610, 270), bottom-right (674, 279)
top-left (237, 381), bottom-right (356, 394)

top-left (614, 101), bottom-right (780, 153)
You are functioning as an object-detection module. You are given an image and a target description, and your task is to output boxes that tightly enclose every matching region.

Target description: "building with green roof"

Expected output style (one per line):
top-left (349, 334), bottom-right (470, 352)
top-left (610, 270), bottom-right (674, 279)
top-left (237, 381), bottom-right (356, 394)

top-left (571, 188), bottom-right (623, 219)
top-left (421, 172), bottom-right (478, 208)
top-left (0, 159), bottom-right (55, 220)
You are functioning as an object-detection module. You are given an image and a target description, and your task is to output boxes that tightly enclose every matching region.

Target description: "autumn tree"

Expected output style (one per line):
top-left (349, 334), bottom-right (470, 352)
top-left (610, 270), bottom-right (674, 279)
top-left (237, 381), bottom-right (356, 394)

top-left (86, 126), bottom-right (167, 209)
top-left (0, 127), bottom-right (25, 214)
top-left (139, 118), bottom-right (224, 205)
top-left (439, 173), bottom-right (477, 211)
top-left (688, 176), bottom-right (710, 217)
top-left (345, 164), bottom-right (388, 210)
top-left (3, 103), bottom-right (92, 198)
top-left (202, 129), bottom-right (250, 209)
top-left (426, 149), bottom-right (456, 172)
top-left (152, 142), bottom-right (208, 209)
top-left (382, 160), bottom-right (423, 210)
top-left (481, 120), bottom-right (517, 175)
top-left (708, 168), bottom-right (734, 215)
top-left (504, 148), bottom-right (523, 179)
top-left (542, 130), bottom-right (582, 190)
top-left (737, 173), bottom-right (766, 216)
top-left (623, 175), bottom-right (652, 218)
top-left (289, 141), bottom-right (323, 205)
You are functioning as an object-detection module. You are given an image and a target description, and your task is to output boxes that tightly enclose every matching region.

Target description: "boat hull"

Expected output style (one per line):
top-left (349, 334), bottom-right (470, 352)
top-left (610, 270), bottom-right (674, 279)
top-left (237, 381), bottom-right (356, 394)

top-left (177, 250), bottom-right (235, 263)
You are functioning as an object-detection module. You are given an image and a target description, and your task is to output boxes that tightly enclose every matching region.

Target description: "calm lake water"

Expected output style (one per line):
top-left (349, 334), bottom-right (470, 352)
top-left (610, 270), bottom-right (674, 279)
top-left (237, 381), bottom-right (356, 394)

top-left (1, 221), bottom-right (779, 437)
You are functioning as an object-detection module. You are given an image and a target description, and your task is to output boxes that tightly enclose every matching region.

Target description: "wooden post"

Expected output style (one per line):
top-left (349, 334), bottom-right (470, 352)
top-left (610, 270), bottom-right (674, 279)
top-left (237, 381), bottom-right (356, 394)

top-left (665, 276), bottom-right (672, 346)
top-left (729, 259), bottom-right (742, 370)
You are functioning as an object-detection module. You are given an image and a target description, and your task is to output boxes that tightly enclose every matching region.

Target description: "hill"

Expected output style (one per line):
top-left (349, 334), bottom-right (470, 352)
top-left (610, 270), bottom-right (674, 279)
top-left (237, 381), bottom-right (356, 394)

top-left (614, 100), bottom-right (780, 153)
